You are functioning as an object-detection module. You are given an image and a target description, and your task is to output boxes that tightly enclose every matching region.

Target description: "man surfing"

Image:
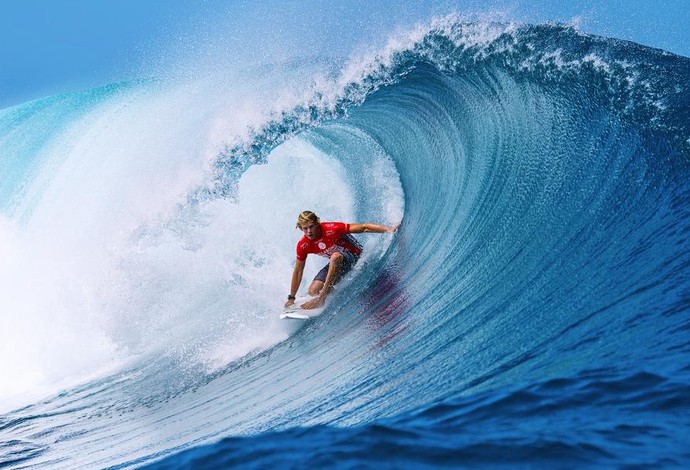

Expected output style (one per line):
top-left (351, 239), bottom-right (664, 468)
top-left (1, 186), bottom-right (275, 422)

top-left (285, 210), bottom-right (399, 310)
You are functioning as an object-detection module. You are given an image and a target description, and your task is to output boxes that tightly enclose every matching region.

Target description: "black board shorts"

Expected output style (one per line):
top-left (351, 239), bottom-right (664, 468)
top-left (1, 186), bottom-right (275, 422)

top-left (313, 250), bottom-right (359, 282)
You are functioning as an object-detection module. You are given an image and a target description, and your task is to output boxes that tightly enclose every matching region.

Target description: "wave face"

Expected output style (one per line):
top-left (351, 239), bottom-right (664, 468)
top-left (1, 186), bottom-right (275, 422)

top-left (2, 20), bottom-right (690, 469)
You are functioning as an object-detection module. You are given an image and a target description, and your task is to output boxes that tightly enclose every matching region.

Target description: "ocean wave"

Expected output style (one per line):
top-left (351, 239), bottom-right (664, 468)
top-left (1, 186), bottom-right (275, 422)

top-left (1, 16), bottom-right (689, 469)
top-left (198, 19), bottom-right (689, 203)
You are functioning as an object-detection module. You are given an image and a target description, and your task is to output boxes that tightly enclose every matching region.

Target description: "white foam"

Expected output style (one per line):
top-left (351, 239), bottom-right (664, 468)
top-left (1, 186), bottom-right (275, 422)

top-left (0, 79), bottom-right (282, 410)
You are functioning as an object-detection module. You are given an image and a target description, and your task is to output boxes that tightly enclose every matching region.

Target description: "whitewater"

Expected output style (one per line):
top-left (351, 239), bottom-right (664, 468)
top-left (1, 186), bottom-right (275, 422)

top-left (1, 14), bottom-right (689, 469)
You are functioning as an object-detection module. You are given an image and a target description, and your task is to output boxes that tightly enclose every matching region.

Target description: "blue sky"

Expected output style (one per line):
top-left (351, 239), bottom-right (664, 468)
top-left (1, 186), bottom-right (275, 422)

top-left (1, 0), bottom-right (688, 109)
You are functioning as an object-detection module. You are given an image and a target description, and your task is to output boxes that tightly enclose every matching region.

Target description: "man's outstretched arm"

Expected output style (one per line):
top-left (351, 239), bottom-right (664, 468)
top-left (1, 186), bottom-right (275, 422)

top-left (348, 222), bottom-right (400, 234)
top-left (285, 258), bottom-right (306, 308)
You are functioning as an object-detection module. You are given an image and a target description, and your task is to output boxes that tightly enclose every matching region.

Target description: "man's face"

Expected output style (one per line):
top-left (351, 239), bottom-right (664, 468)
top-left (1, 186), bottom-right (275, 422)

top-left (301, 222), bottom-right (320, 240)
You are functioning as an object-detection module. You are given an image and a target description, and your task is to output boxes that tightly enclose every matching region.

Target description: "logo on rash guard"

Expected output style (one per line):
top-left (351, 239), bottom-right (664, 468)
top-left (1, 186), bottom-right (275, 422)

top-left (318, 242), bottom-right (327, 250)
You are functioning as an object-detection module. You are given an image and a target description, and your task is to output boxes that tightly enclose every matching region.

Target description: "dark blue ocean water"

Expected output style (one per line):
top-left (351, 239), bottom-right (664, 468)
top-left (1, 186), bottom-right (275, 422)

top-left (1, 20), bottom-right (689, 469)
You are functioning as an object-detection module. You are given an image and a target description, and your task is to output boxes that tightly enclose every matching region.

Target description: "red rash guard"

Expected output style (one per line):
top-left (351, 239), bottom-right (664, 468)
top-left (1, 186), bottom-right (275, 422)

top-left (296, 222), bottom-right (363, 261)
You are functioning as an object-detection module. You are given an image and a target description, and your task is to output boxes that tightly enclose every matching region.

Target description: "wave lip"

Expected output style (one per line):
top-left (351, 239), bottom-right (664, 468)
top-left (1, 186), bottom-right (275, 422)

top-left (200, 18), bottom-right (690, 207)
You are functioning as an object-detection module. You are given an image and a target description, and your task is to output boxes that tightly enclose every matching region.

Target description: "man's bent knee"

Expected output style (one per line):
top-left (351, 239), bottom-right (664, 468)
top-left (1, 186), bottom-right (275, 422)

top-left (308, 280), bottom-right (324, 296)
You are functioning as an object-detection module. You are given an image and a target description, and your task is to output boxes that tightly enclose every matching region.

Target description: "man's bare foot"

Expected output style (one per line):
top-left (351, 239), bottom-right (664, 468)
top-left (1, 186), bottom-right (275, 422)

top-left (301, 297), bottom-right (325, 310)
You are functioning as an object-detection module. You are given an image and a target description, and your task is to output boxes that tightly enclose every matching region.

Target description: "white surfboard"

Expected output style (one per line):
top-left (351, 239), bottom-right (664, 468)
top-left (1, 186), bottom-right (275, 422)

top-left (280, 297), bottom-right (323, 320)
top-left (280, 311), bottom-right (310, 320)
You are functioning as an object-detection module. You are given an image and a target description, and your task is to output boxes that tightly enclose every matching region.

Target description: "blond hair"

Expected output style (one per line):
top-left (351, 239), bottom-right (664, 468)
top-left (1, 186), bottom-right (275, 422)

top-left (296, 210), bottom-right (320, 229)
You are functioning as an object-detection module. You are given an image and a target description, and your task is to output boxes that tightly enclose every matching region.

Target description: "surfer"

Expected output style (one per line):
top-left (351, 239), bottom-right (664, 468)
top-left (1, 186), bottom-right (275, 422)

top-left (286, 210), bottom-right (399, 310)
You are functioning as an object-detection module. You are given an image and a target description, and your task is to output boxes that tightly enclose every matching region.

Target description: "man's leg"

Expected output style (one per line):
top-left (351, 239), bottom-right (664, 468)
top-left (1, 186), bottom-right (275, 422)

top-left (308, 252), bottom-right (346, 295)
top-left (320, 252), bottom-right (344, 297)
top-left (307, 280), bottom-right (324, 296)
top-left (304, 252), bottom-right (344, 308)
